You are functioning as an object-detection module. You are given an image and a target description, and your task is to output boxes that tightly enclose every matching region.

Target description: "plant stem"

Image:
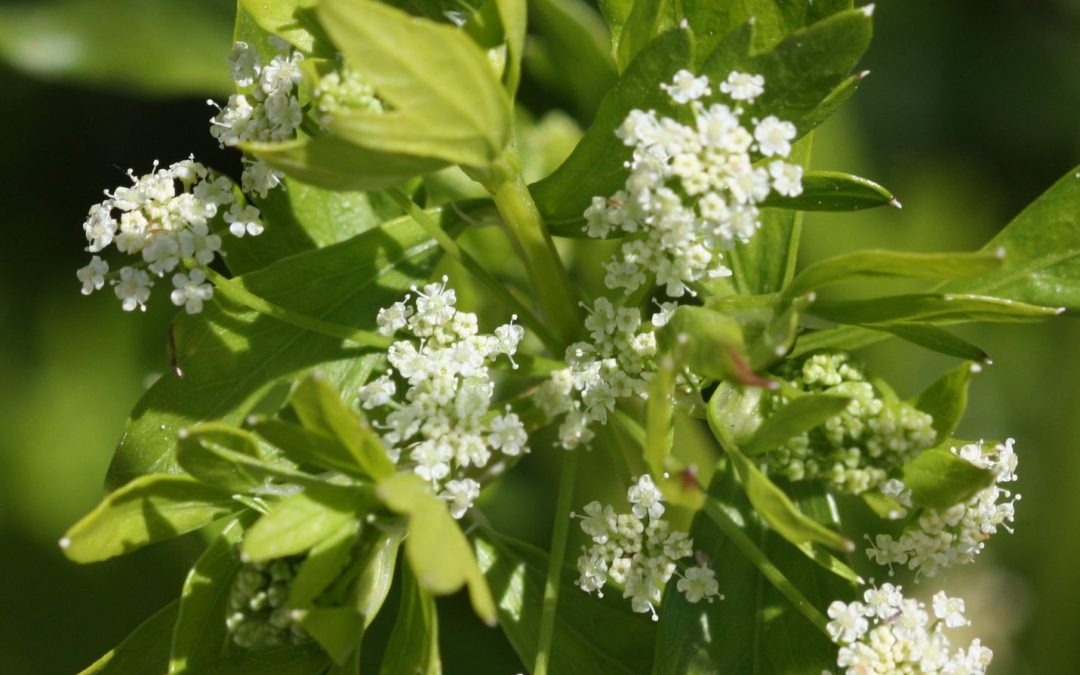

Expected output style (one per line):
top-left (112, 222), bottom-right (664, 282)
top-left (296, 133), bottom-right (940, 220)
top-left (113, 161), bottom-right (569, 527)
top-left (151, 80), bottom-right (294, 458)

top-left (702, 498), bottom-right (830, 634)
top-left (533, 448), bottom-right (579, 675)
top-left (386, 188), bottom-right (560, 353)
top-left (203, 267), bottom-right (392, 348)
top-left (490, 172), bottom-right (582, 346)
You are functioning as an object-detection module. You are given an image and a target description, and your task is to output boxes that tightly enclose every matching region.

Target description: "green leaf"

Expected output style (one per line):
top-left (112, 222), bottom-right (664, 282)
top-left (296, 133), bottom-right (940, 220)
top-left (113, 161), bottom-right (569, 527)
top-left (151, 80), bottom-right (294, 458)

top-left (243, 485), bottom-right (371, 562)
top-left (201, 645), bottom-right (330, 675)
top-left (808, 293), bottom-right (1062, 325)
top-left (596, 0), bottom-right (632, 55)
top-left (760, 171), bottom-right (896, 212)
top-left (473, 531), bottom-right (657, 674)
top-left (176, 424), bottom-right (265, 492)
top-left (786, 248), bottom-right (1002, 298)
top-left (245, 135), bottom-right (447, 193)
top-left (106, 208), bottom-right (458, 490)
top-left (742, 394), bottom-right (852, 456)
top-left (526, 0), bottom-right (618, 123)
top-left (317, 0), bottom-right (511, 168)
top-left (169, 519), bottom-right (245, 674)
top-left (297, 607), bottom-right (365, 666)
top-left (238, 0), bottom-right (332, 56)
top-left (912, 363), bottom-right (976, 441)
top-left (659, 306), bottom-right (766, 386)
top-left (252, 419), bottom-right (364, 478)
top-left (288, 521), bottom-right (359, 609)
top-left (654, 465), bottom-right (850, 674)
top-left (80, 600), bottom-right (178, 674)
top-left (350, 529), bottom-right (403, 623)
top-left (707, 387), bottom-right (853, 553)
top-left (865, 323), bottom-right (990, 364)
top-left (288, 374), bottom-right (396, 480)
top-left (0, 0), bottom-right (232, 97)
top-left (614, 0), bottom-right (667, 71)
top-left (378, 565), bottom-right (441, 675)
top-left (941, 163), bottom-right (1080, 313)
top-left (376, 472), bottom-right (496, 624)
top-left (534, 28), bottom-right (693, 228)
top-left (785, 249), bottom-right (1005, 299)
top-left (678, 0), bottom-right (854, 58)
top-left (901, 446), bottom-right (996, 510)
top-left (61, 475), bottom-right (237, 563)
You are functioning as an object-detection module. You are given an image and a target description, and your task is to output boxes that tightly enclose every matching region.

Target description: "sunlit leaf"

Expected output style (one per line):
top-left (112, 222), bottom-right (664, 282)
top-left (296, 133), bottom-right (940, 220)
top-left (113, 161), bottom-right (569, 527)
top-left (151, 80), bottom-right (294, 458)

top-left (760, 171), bottom-right (896, 212)
top-left (242, 485), bottom-right (371, 562)
top-left (911, 363), bottom-right (976, 441)
top-left (901, 446), bottom-right (995, 510)
top-left (741, 394), bottom-right (852, 456)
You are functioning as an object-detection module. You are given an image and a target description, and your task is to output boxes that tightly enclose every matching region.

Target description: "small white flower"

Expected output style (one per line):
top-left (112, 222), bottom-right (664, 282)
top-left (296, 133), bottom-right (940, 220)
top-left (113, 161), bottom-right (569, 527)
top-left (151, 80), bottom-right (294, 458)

top-left (113, 266), bottom-right (152, 312)
top-left (439, 478), bottom-right (480, 519)
top-left (677, 565), bottom-right (720, 603)
top-left (720, 71), bottom-right (765, 101)
top-left (769, 160), bottom-right (804, 197)
top-left (627, 474), bottom-right (665, 520)
top-left (77, 256), bottom-right (109, 295)
top-left (932, 591), bottom-right (968, 628)
top-left (488, 409), bottom-right (528, 456)
top-left (661, 69), bottom-right (711, 104)
top-left (827, 601), bottom-right (869, 644)
top-left (169, 268), bottom-right (214, 314)
top-left (754, 116), bottom-right (797, 157)
top-left (357, 374), bottom-right (396, 409)
top-left (225, 203), bottom-right (265, 238)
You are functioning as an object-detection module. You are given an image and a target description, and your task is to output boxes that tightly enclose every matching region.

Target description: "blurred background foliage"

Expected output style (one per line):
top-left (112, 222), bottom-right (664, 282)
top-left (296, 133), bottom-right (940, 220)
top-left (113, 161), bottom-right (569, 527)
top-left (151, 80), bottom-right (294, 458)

top-left (0, 0), bottom-right (1078, 672)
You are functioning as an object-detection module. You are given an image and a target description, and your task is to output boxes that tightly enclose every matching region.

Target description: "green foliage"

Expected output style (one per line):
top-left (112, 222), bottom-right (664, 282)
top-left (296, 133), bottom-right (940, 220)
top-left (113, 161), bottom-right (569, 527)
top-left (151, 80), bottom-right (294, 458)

top-left (379, 566), bottom-right (441, 675)
top-left (741, 394), bottom-right (853, 456)
top-left (912, 363), bottom-right (976, 441)
top-left (242, 486), bottom-right (371, 562)
top-left (60, 475), bottom-right (237, 563)
top-left (759, 170), bottom-right (896, 211)
top-left (238, 0), bottom-right (330, 56)
top-left (901, 446), bottom-right (996, 510)
top-left (81, 601), bottom-right (179, 674)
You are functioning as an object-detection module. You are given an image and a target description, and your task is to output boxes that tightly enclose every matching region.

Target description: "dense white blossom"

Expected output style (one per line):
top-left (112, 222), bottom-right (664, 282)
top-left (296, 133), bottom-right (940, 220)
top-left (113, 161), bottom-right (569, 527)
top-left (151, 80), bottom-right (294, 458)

top-left (575, 475), bottom-right (720, 618)
top-left (357, 277), bottom-right (528, 517)
top-left (867, 439), bottom-right (1019, 578)
top-left (827, 584), bottom-right (992, 674)
top-left (209, 40), bottom-right (303, 196)
top-left (584, 70), bottom-right (803, 297)
top-left (763, 352), bottom-right (936, 494)
top-left (75, 157), bottom-right (263, 314)
top-left (536, 298), bottom-right (656, 449)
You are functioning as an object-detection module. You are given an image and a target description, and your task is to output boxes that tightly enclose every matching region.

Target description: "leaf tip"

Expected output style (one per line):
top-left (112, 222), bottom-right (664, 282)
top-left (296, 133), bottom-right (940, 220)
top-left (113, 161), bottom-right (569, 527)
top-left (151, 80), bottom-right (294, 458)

top-left (177, 427), bottom-right (189, 440)
top-left (857, 69), bottom-right (872, 80)
top-left (888, 197), bottom-right (903, 209)
top-left (993, 245), bottom-right (1007, 260)
top-left (58, 536), bottom-right (70, 550)
top-left (861, 3), bottom-right (876, 17)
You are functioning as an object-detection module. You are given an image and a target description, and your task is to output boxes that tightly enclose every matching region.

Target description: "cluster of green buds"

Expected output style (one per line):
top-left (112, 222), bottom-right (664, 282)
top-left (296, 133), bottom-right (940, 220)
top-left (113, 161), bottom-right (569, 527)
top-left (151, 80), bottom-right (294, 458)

top-left (763, 351), bottom-right (936, 494)
top-left (226, 554), bottom-right (307, 650)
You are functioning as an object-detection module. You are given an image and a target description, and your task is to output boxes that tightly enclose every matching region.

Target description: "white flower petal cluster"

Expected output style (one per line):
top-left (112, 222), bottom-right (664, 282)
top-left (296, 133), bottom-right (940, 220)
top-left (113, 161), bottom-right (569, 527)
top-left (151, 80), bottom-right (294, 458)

top-left (226, 556), bottom-right (307, 650)
top-left (209, 39), bottom-right (304, 197)
top-left (867, 439), bottom-right (1019, 578)
top-left (765, 352), bottom-right (936, 494)
top-left (584, 69), bottom-right (803, 298)
top-left (76, 158), bottom-right (262, 314)
top-left (314, 66), bottom-right (382, 128)
top-left (575, 475), bottom-right (719, 619)
top-left (357, 277), bottom-right (528, 518)
top-left (536, 298), bottom-right (657, 449)
top-left (827, 584), bottom-right (993, 674)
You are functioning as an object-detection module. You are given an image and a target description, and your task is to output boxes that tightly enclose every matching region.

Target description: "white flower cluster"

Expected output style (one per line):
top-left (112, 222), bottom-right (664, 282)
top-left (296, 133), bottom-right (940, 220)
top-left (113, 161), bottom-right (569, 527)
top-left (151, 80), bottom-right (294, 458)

top-left (314, 66), bottom-right (382, 128)
top-left (575, 475), bottom-right (720, 619)
top-left (226, 556), bottom-right (307, 650)
top-left (536, 298), bottom-right (659, 449)
top-left (584, 70), bottom-right (804, 298)
top-left (76, 158), bottom-right (263, 314)
top-left (765, 352), bottom-right (936, 494)
top-left (358, 277), bottom-right (528, 518)
top-left (209, 39), bottom-right (304, 197)
top-left (867, 440), bottom-right (1019, 578)
top-left (827, 584), bottom-right (993, 674)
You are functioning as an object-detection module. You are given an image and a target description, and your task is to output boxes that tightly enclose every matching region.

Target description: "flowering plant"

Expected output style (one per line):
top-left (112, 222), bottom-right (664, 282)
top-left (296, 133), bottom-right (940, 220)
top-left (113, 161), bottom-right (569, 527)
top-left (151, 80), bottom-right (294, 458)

top-left (62, 1), bottom-right (1079, 673)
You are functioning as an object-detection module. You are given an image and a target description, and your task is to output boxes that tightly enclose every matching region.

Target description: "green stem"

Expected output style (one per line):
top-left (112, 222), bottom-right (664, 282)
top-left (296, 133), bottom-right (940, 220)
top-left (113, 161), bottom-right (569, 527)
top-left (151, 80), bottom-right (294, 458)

top-left (534, 448), bottom-right (579, 675)
top-left (386, 188), bottom-right (560, 353)
top-left (701, 498), bottom-right (830, 634)
top-left (490, 172), bottom-right (581, 346)
top-left (203, 267), bottom-right (392, 348)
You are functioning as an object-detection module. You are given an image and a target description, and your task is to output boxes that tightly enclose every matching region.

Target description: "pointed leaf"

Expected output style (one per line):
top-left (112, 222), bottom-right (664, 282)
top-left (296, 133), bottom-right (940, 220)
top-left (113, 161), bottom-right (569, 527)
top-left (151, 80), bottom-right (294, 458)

top-left (80, 600), bottom-right (179, 674)
top-left (742, 394), bottom-right (852, 456)
top-left (912, 363), bottom-right (976, 441)
top-left (297, 607), bottom-right (365, 666)
top-left (176, 424), bottom-right (265, 492)
top-left (866, 323), bottom-right (990, 364)
top-left (761, 170), bottom-right (895, 212)
top-left (288, 520), bottom-right (359, 609)
top-left (238, 0), bottom-right (330, 56)
top-left (901, 446), bottom-right (995, 510)
top-left (61, 475), bottom-right (237, 563)
top-left (376, 472), bottom-right (496, 624)
top-left (809, 293), bottom-right (1062, 325)
top-left (378, 565), bottom-right (441, 675)
top-left (242, 485), bottom-right (370, 562)
top-left (318, 0), bottom-right (511, 167)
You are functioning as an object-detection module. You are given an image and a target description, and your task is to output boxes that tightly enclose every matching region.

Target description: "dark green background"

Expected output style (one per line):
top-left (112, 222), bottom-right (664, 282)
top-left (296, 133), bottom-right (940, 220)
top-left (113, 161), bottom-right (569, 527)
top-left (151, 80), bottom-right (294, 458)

top-left (0, 0), bottom-right (1078, 672)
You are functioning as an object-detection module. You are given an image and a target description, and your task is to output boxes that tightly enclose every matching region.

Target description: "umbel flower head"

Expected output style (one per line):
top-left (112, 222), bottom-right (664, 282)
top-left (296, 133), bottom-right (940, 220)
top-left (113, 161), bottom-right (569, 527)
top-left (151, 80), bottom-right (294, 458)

top-left (357, 276), bottom-right (528, 518)
top-left (827, 584), bottom-right (993, 674)
top-left (226, 555), bottom-right (307, 650)
top-left (867, 439), bottom-right (1020, 578)
top-left (584, 69), bottom-right (804, 298)
top-left (575, 475), bottom-right (721, 620)
top-left (75, 157), bottom-right (264, 314)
